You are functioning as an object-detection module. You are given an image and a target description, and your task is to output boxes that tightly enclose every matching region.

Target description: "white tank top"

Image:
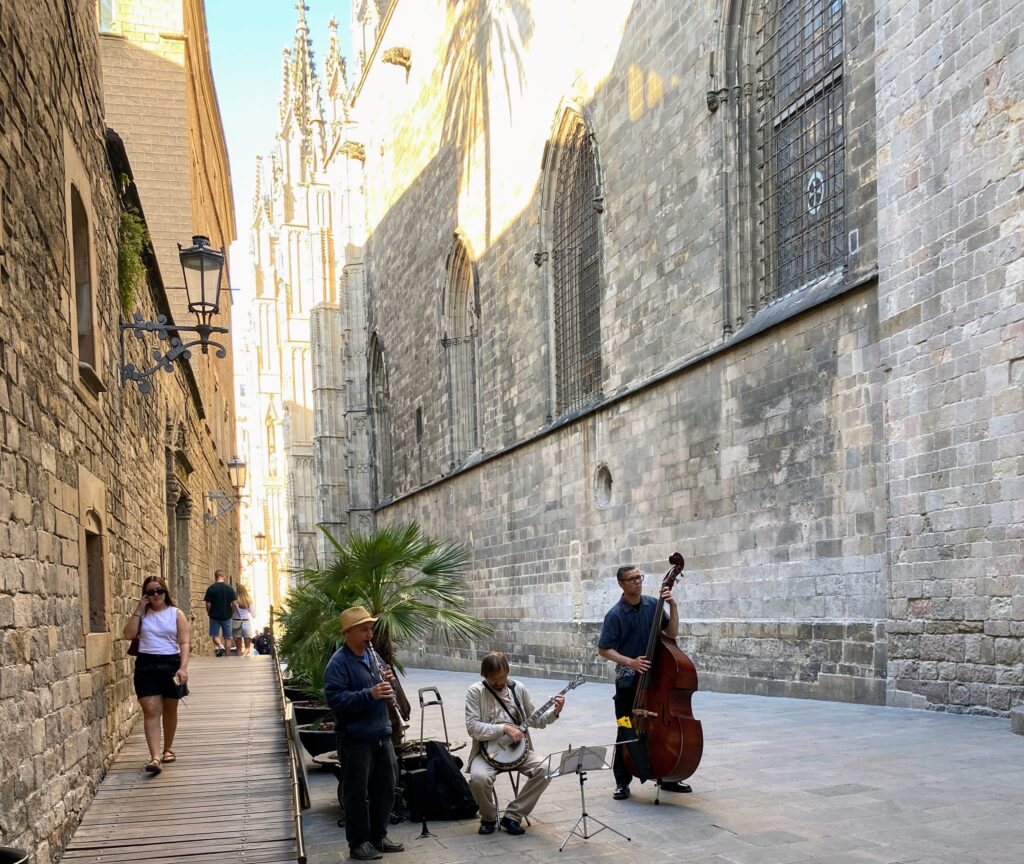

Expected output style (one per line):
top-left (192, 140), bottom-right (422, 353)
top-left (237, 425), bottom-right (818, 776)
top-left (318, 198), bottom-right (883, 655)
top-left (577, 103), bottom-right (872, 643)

top-left (138, 606), bottom-right (180, 655)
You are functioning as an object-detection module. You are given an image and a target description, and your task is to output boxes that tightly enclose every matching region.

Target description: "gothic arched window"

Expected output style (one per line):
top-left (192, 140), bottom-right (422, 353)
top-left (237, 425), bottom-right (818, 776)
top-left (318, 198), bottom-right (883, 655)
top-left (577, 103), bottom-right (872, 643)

top-left (760, 0), bottom-right (845, 301)
top-left (551, 111), bottom-right (602, 416)
top-left (368, 336), bottom-right (393, 501)
top-left (443, 235), bottom-right (481, 468)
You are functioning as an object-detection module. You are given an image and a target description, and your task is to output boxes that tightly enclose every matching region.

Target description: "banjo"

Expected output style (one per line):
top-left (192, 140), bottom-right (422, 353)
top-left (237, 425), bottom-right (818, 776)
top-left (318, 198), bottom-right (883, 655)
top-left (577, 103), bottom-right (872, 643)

top-left (481, 674), bottom-right (586, 770)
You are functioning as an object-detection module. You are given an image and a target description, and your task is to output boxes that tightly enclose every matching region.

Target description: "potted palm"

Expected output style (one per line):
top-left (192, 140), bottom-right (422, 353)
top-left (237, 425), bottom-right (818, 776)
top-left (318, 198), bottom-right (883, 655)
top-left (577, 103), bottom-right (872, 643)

top-left (280, 522), bottom-right (489, 758)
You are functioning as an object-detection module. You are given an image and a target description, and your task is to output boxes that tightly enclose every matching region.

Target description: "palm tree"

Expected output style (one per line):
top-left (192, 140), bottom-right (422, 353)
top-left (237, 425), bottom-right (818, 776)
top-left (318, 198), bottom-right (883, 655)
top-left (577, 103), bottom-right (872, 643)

top-left (279, 523), bottom-right (490, 723)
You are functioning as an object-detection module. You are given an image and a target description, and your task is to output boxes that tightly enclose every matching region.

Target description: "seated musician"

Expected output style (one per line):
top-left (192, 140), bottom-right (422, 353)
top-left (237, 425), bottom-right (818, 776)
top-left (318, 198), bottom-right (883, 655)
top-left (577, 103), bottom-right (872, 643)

top-left (464, 651), bottom-right (565, 836)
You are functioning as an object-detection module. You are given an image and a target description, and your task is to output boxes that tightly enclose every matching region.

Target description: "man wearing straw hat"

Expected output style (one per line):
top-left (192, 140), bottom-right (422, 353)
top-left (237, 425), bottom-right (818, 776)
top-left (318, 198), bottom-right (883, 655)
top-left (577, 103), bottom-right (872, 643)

top-left (325, 606), bottom-right (405, 861)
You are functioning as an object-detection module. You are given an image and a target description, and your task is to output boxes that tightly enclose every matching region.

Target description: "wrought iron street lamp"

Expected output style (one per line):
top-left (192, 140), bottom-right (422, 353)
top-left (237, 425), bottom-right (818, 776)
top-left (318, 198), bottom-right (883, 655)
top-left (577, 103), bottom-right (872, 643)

top-left (254, 532), bottom-right (267, 552)
top-left (227, 456), bottom-right (247, 492)
top-left (205, 456), bottom-right (247, 524)
top-left (120, 235), bottom-right (229, 392)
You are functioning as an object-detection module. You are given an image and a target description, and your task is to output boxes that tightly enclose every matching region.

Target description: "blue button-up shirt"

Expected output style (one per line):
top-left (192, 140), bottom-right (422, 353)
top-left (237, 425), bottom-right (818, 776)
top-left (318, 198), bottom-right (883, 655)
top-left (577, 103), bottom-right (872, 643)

top-left (598, 595), bottom-right (668, 687)
top-left (324, 644), bottom-right (392, 741)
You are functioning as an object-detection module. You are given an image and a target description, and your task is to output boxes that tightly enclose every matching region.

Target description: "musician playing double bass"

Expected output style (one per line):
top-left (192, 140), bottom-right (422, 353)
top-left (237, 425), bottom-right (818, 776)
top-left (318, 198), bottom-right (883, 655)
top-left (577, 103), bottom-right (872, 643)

top-left (464, 651), bottom-right (565, 836)
top-left (598, 564), bottom-right (693, 800)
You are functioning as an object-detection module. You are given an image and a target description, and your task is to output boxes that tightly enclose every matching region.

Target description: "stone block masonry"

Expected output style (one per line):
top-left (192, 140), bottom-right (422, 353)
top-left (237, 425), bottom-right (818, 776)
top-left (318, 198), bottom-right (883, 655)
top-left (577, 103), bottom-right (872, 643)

top-left (314, 0), bottom-right (1021, 719)
top-left (0, 1), bottom-right (238, 860)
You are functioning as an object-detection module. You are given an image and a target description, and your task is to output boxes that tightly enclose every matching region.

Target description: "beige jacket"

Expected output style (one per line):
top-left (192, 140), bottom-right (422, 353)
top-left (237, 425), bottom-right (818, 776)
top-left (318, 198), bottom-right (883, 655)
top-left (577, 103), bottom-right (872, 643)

top-left (464, 678), bottom-right (558, 771)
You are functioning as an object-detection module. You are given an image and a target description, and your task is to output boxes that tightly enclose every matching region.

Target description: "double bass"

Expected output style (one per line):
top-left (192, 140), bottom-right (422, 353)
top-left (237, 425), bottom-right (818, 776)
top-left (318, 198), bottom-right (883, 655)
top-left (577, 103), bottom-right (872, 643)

top-left (622, 552), bottom-right (703, 783)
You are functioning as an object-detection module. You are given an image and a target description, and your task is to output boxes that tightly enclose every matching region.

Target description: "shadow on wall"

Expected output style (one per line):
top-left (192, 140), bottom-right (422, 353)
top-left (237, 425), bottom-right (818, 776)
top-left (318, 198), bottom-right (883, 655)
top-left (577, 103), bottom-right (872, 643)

top-left (442, 0), bottom-right (535, 248)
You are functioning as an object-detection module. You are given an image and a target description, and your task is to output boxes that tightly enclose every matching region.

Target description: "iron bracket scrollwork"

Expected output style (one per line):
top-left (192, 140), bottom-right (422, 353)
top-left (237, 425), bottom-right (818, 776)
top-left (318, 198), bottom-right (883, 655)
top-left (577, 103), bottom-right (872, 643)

top-left (120, 312), bottom-right (229, 393)
top-left (204, 490), bottom-right (237, 524)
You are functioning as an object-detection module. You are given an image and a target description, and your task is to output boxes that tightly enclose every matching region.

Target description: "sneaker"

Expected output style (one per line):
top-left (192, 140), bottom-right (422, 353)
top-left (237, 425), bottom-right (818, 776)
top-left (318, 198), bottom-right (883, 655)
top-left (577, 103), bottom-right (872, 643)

top-left (215, 647), bottom-right (225, 657)
top-left (349, 841), bottom-right (383, 861)
top-left (373, 837), bottom-right (404, 853)
top-left (659, 780), bottom-right (692, 793)
top-left (478, 820), bottom-right (496, 835)
top-left (499, 815), bottom-right (525, 835)
top-left (613, 784), bottom-right (630, 800)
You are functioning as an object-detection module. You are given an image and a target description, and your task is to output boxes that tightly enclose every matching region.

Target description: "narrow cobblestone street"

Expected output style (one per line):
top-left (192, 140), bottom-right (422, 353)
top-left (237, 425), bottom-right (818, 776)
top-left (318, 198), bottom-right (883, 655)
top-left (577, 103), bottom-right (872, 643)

top-left (303, 668), bottom-right (1024, 864)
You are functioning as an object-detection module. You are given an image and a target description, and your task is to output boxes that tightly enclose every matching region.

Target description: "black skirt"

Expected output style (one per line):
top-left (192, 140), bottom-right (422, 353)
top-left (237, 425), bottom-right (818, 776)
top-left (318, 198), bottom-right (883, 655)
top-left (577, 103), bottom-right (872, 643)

top-left (133, 652), bottom-right (182, 699)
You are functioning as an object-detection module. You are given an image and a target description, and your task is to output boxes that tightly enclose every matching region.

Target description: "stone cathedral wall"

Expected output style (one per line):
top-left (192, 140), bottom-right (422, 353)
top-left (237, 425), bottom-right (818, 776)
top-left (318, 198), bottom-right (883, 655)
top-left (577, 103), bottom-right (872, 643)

top-left (326, 0), bottom-right (1023, 718)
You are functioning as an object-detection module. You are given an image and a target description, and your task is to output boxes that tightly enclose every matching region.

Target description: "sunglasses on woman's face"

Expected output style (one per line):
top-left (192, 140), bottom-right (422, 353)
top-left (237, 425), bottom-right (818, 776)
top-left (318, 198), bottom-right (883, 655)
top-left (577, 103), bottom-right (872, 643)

top-left (144, 588), bottom-right (167, 597)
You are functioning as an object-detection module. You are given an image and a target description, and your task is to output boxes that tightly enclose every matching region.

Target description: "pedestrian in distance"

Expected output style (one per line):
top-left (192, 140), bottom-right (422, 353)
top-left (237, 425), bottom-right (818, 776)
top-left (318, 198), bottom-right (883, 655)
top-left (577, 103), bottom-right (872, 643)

top-left (123, 575), bottom-right (190, 774)
top-left (204, 569), bottom-right (235, 656)
top-left (232, 583), bottom-right (256, 656)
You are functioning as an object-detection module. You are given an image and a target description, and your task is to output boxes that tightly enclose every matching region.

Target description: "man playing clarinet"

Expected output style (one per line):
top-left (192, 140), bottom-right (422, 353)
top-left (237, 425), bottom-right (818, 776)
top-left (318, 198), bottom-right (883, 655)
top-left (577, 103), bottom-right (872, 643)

top-left (598, 564), bottom-right (693, 800)
top-left (324, 605), bottom-right (404, 861)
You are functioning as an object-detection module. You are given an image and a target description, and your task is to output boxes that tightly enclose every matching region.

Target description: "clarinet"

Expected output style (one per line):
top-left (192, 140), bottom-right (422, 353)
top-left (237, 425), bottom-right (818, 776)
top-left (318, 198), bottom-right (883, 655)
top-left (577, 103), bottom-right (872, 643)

top-left (368, 641), bottom-right (404, 721)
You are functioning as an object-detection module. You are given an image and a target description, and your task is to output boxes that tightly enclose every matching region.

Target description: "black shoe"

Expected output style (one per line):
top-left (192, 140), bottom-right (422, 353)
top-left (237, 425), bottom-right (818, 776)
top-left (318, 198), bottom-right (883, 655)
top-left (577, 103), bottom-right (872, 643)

top-left (215, 647), bottom-right (225, 657)
top-left (373, 837), bottom-right (404, 853)
top-left (613, 784), bottom-right (630, 800)
top-left (659, 780), bottom-right (692, 793)
top-left (499, 816), bottom-right (525, 835)
top-left (349, 842), bottom-right (383, 861)
top-left (478, 820), bottom-right (496, 835)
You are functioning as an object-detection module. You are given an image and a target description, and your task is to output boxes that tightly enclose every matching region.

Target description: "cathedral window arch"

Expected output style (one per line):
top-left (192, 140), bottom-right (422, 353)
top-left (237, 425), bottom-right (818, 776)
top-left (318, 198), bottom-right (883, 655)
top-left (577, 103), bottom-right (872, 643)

top-left (442, 233), bottom-right (481, 469)
top-left (760, 0), bottom-right (846, 303)
top-left (540, 105), bottom-right (604, 418)
top-left (368, 334), bottom-right (393, 502)
top-left (717, 0), bottom-right (847, 328)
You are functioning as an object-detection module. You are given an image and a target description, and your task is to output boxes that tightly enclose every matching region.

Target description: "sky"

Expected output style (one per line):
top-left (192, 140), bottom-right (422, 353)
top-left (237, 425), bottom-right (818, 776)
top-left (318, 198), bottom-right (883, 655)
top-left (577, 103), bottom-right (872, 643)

top-left (206, 0), bottom-right (352, 324)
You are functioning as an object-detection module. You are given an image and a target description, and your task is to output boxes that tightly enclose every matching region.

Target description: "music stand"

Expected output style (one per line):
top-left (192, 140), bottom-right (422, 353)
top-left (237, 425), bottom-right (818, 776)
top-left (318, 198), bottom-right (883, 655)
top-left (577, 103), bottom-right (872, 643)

top-left (543, 744), bottom-right (631, 852)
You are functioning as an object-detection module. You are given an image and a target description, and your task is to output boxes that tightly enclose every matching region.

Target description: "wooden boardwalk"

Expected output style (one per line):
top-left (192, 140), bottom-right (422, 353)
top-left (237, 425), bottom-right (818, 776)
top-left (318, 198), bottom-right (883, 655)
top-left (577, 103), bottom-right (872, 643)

top-left (61, 655), bottom-right (301, 864)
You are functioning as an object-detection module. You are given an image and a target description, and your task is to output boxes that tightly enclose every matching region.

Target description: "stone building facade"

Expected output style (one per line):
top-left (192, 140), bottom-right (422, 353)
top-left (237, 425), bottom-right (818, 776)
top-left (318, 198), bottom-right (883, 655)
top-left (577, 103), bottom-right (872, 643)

top-left (239, 8), bottom-right (351, 601)
top-left (309, 0), bottom-right (1022, 718)
top-left (0, 1), bottom-right (237, 859)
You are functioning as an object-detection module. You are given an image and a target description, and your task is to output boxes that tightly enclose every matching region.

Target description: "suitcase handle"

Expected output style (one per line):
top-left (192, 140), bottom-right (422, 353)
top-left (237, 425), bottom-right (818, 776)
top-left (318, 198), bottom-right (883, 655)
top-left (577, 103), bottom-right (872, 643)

top-left (417, 686), bottom-right (449, 745)
top-left (418, 686), bottom-right (442, 708)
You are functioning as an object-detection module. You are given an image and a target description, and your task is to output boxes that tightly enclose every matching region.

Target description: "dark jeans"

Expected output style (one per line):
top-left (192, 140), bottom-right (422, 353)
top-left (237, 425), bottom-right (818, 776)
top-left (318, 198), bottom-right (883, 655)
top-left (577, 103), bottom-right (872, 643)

top-left (338, 736), bottom-right (397, 850)
top-left (613, 685), bottom-right (637, 786)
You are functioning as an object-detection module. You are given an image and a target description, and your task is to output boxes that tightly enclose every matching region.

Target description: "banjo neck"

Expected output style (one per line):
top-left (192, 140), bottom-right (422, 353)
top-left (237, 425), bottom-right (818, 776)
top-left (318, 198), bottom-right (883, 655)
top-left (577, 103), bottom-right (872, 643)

top-left (514, 673), bottom-right (586, 730)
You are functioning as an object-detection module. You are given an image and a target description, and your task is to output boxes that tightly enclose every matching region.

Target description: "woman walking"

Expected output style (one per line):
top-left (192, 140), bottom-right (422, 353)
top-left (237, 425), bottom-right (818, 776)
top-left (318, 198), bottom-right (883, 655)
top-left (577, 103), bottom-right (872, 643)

top-left (123, 575), bottom-right (190, 774)
top-left (232, 584), bottom-right (256, 656)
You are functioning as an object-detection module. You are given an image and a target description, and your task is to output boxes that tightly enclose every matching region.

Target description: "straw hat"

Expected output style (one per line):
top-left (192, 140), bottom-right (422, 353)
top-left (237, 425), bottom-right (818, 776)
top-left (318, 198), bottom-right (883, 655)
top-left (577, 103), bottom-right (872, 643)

top-left (339, 605), bottom-right (377, 632)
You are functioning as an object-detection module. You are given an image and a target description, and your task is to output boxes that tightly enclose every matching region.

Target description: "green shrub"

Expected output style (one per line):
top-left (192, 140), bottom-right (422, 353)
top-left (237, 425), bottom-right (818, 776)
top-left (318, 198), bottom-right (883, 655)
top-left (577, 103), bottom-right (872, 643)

top-left (118, 208), bottom-right (149, 316)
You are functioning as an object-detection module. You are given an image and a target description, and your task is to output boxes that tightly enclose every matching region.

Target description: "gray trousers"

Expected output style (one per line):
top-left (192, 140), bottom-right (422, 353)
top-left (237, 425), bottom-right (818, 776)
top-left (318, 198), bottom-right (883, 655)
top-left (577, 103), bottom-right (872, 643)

top-left (468, 750), bottom-right (550, 823)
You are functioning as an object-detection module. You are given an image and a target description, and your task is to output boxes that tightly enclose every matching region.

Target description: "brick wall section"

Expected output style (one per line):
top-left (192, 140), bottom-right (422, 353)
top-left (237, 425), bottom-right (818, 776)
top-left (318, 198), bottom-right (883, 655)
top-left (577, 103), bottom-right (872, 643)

top-left (0, 2), bottom-right (238, 859)
top-left (876, 0), bottom-right (1024, 713)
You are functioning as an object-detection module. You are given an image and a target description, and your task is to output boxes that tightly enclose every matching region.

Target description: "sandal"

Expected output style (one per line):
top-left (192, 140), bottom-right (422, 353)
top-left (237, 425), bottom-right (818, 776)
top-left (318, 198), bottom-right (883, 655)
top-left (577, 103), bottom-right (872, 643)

top-left (161, 750), bottom-right (176, 763)
top-left (144, 759), bottom-right (162, 775)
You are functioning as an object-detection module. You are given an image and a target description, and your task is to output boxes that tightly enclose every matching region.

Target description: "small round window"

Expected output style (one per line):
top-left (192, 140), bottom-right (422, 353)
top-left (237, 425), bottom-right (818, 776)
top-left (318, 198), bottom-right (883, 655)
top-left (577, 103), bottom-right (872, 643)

top-left (594, 464), bottom-right (612, 509)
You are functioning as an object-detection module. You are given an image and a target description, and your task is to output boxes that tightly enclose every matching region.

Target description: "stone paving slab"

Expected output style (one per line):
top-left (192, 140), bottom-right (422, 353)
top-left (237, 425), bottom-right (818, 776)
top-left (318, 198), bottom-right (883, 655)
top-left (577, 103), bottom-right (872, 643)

top-left (301, 668), bottom-right (1024, 864)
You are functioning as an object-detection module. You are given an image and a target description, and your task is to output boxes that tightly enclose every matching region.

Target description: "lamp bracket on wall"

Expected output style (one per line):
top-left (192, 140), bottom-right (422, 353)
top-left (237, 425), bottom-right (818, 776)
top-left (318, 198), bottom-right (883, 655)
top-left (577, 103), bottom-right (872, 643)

top-left (204, 490), bottom-right (238, 524)
top-left (120, 313), bottom-right (229, 393)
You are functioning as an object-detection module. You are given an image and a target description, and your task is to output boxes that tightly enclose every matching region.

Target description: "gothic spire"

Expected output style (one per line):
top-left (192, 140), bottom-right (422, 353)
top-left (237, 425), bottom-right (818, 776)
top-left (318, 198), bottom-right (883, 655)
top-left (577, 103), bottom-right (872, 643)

top-left (286, 0), bottom-right (327, 175)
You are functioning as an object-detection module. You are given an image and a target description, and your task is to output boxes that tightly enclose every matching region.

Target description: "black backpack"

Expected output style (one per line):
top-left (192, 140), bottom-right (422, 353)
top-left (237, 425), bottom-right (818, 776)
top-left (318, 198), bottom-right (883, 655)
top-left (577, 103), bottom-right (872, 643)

top-left (403, 740), bottom-right (478, 821)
